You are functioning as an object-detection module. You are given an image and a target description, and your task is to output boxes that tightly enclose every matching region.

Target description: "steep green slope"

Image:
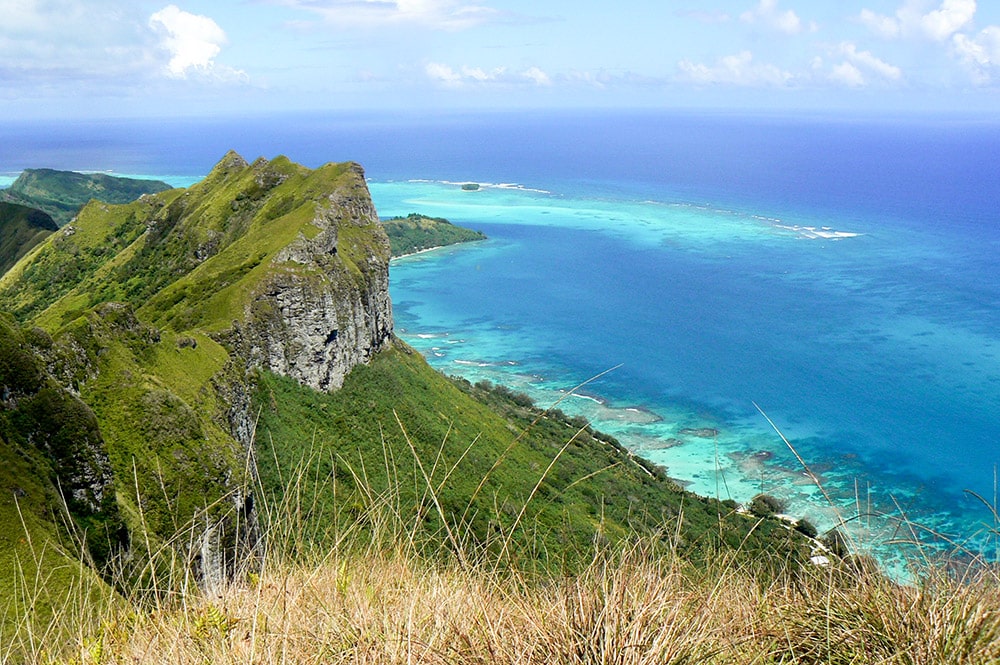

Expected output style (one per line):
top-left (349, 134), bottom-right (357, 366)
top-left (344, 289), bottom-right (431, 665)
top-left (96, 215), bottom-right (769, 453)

top-left (0, 168), bottom-right (172, 227)
top-left (254, 346), bottom-right (813, 571)
top-left (0, 314), bottom-right (118, 642)
top-left (0, 202), bottom-right (58, 275)
top-left (382, 213), bottom-right (486, 257)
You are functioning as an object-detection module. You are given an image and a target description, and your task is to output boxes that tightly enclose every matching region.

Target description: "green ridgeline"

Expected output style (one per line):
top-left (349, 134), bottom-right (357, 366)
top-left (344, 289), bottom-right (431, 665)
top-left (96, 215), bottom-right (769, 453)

top-left (254, 344), bottom-right (813, 573)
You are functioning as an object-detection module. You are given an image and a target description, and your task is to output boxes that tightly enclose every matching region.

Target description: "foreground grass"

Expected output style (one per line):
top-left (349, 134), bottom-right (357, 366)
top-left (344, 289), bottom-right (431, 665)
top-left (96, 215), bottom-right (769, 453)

top-left (4, 347), bottom-right (999, 663)
top-left (8, 427), bottom-right (1000, 665)
top-left (13, 538), bottom-right (1000, 664)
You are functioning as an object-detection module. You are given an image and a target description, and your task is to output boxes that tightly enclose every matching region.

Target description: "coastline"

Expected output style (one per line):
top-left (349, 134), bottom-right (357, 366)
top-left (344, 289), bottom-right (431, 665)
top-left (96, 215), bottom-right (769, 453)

top-left (381, 175), bottom-right (1000, 578)
top-left (390, 238), bottom-right (486, 262)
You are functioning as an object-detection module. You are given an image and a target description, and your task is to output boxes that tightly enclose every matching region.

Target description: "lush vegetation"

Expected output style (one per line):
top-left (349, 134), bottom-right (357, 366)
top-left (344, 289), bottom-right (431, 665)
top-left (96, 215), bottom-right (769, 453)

top-left (6, 430), bottom-right (999, 664)
top-left (253, 346), bottom-right (815, 574)
top-left (0, 202), bottom-right (57, 276)
top-left (382, 213), bottom-right (485, 257)
top-left (0, 169), bottom-right (172, 227)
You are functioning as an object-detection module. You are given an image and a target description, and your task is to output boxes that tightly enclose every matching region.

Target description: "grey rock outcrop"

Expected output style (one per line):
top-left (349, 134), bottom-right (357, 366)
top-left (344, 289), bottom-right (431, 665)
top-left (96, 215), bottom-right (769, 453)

top-left (230, 163), bottom-right (393, 392)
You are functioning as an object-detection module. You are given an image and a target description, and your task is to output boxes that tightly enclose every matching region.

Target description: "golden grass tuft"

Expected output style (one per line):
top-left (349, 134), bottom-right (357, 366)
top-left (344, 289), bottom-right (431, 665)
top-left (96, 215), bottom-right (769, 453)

top-left (6, 414), bottom-right (1000, 665)
top-left (8, 535), bottom-right (997, 664)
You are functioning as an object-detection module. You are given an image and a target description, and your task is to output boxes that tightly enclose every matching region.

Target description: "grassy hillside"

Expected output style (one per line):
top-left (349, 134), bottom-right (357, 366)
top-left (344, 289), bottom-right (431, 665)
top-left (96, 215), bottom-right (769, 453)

top-left (382, 213), bottom-right (486, 257)
top-left (0, 169), bottom-right (172, 227)
top-left (0, 202), bottom-right (57, 276)
top-left (252, 345), bottom-right (814, 572)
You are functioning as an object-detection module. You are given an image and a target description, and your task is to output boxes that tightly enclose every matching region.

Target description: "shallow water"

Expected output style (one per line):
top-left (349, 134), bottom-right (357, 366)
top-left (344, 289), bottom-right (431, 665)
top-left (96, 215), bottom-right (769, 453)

top-left (376, 177), bottom-right (1000, 571)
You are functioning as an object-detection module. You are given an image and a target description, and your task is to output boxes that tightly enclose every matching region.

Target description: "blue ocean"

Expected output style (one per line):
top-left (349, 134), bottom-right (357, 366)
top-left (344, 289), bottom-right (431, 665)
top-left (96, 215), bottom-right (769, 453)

top-left (2, 111), bottom-right (998, 571)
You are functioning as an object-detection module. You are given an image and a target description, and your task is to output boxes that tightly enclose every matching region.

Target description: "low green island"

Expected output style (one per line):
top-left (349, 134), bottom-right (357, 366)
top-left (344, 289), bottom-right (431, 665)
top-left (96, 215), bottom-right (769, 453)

top-left (381, 212), bottom-right (487, 257)
top-left (0, 168), bottom-right (172, 227)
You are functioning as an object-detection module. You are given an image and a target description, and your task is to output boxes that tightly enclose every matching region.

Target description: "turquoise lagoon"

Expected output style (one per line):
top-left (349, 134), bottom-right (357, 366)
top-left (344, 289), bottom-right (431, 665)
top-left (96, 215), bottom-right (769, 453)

top-left (374, 178), bottom-right (1000, 571)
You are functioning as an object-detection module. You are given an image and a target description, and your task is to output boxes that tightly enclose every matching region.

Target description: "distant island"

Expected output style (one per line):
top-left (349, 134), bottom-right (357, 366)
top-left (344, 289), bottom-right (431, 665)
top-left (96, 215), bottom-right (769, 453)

top-left (381, 212), bottom-right (486, 257)
top-left (0, 168), bottom-right (172, 227)
top-left (461, 182), bottom-right (480, 191)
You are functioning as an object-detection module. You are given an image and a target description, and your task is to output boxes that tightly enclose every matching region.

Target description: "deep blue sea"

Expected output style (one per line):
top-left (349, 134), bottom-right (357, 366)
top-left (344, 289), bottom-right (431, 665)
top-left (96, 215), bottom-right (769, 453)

top-left (2, 110), bottom-right (998, 572)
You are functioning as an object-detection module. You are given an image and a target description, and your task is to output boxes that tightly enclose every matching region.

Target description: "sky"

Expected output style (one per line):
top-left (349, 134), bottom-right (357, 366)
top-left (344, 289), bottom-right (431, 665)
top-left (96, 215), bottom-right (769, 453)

top-left (3, 0), bottom-right (1000, 118)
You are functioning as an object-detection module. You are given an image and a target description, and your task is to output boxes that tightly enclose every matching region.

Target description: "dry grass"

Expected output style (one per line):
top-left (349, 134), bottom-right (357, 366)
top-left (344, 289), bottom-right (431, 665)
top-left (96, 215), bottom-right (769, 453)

top-left (6, 416), bottom-right (1000, 665)
top-left (5, 535), bottom-right (996, 665)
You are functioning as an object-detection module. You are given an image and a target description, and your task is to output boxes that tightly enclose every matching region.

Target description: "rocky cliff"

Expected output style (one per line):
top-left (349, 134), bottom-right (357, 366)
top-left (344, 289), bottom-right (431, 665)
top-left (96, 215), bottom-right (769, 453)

top-left (228, 161), bottom-right (393, 392)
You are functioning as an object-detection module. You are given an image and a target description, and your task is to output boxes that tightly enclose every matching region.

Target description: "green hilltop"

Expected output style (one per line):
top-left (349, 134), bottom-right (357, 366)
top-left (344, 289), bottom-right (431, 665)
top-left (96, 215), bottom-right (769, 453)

top-left (0, 152), bottom-right (819, 650)
top-left (382, 212), bottom-right (486, 257)
top-left (0, 168), bottom-right (172, 227)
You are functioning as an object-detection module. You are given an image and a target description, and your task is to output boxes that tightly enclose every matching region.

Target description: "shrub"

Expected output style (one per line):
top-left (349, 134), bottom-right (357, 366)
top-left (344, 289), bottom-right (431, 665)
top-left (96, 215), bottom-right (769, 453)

top-left (748, 493), bottom-right (785, 518)
top-left (794, 518), bottom-right (818, 539)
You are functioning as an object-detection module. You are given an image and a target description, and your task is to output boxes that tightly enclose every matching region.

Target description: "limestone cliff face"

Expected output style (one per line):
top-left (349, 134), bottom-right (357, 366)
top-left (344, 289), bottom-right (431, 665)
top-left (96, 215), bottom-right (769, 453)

top-left (227, 162), bottom-right (394, 393)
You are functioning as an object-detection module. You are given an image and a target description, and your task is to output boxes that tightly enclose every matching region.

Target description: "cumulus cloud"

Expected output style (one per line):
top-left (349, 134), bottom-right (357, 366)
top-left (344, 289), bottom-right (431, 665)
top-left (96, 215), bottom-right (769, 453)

top-left (830, 62), bottom-right (867, 87)
top-left (424, 62), bottom-right (551, 87)
top-left (841, 42), bottom-right (903, 80)
top-left (677, 51), bottom-right (794, 86)
top-left (859, 8), bottom-right (901, 38)
top-left (739, 0), bottom-right (809, 35)
top-left (824, 43), bottom-right (902, 86)
top-left (859, 0), bottom-right (976, 41)
top-left (265, 0), bottom-right (501, 31)
top-left (953, 26), bottom-right (1000, 83)
top-left (922, 0), bottom-right (976, 41)
top-left (522, 66), bottom-right (552, 86)
top-left (147, 5), bottom-right (247, 82)
top-left (0, 1), bottom-right (247, 91)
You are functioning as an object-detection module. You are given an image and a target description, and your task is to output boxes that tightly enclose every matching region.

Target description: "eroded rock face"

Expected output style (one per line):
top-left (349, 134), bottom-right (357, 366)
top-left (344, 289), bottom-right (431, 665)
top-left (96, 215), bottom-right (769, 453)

top-left (233, 165), bottom-right (393, 392)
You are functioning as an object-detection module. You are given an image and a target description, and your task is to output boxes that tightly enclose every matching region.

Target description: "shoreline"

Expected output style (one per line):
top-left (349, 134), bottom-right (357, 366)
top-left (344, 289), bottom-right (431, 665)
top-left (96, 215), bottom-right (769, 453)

top-left (390, 238), bottom-right (486, 262)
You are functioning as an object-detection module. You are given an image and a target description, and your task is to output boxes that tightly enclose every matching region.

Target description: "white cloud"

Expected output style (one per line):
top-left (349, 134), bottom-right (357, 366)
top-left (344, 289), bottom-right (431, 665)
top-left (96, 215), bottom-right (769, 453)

top-left (266, 0), bottom-right (501, 31)
top-left (740, 0), bottom-right (806, 35)
top-left (522, 66), bottom-right (551, 86)
top-left (425, 62), bottom-right (551, 87)
top-left (425, 62), bottom-right (464, 87)
top-left (149, 5), bottom-right (244, 81)
top-left (830, 62), bottom-right (866, 87)
top-left (0, 2), bottom-right (247, 92)
top-left (841, 42), bottom-right (903, 80)
top-left (677, 51), bottom-right (794, 86)
top-left (859, 0), bottom-right (976, 41)
top-left (922, 0), bottom-right (976, 41)
top-left (953, 26), bottom-right (1000, 83)
top-left (825, 42), bottom-right (902, 87)
top-left (859, 8), bottom-right (901, 38)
